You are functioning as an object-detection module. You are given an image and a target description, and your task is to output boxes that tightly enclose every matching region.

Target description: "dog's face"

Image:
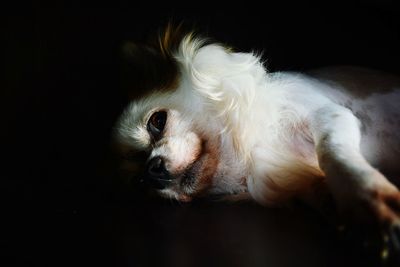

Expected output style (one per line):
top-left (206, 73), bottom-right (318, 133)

top-left (115, 96), bottom-right (221, 202)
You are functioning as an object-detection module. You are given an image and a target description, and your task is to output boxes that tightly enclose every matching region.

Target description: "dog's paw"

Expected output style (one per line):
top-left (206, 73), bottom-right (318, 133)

top-left (368, 186), bottom-right (400, 226)
top-left (337, 180), bottom-right (400, 264)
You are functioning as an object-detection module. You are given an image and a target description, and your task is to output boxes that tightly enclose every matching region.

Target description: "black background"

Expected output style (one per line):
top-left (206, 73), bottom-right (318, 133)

top-left (4, 1), bottom-right (400, 266)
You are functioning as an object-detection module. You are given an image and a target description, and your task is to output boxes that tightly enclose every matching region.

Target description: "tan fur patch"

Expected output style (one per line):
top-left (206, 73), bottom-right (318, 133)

top-left (181, 135), bottom-right (221, 198)
top-left (158, 22), bottom-right (187, 58)
top-left (196, 138), bottom-right (220, 193)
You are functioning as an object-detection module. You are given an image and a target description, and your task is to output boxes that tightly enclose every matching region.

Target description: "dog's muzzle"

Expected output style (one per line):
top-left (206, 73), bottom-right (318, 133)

top-left (146, 156), bottom-right (172, 189)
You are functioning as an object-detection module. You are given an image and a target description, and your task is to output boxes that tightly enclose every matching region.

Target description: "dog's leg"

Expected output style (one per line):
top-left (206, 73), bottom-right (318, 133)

top-left (310, 104), bottom-right (400, 258)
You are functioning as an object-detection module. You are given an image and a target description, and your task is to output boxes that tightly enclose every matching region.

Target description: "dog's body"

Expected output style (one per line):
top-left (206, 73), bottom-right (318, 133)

top-left (114, 28), bottom-right (400, 235)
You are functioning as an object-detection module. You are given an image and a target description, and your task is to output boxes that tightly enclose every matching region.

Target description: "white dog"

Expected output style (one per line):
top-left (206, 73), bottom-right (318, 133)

top-left (114, 25), bottom-right (400, 249)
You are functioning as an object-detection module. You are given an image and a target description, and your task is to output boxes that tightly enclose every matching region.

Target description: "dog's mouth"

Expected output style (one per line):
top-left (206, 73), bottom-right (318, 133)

top-left (157, 138), bottom-right (220, 202)
top-left (156, 156), bottom-right (207, 202)
top-left (179, 160), bottom-right (202, 190)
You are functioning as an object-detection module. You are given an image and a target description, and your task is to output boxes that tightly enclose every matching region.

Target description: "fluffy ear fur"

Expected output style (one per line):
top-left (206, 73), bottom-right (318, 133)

top-left (172, 33), bottom-right (266, 160)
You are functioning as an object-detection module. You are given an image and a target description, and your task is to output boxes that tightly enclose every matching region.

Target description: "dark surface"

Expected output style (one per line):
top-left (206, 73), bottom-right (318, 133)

top-left (3, 2), bottom-right (400, 266)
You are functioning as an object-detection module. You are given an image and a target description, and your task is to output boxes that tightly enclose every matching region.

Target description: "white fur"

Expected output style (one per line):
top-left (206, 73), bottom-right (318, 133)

top-left (115, 35), bottom-right (400, 226)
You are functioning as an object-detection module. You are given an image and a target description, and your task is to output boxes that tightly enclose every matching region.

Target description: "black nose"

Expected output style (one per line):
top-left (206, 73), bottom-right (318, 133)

top-left (146, 156), bottom-right (171, 189)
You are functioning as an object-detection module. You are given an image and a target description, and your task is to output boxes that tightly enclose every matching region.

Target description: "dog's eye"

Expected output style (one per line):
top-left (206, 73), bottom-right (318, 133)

top-left (147, 111), bottom-right (167, 139)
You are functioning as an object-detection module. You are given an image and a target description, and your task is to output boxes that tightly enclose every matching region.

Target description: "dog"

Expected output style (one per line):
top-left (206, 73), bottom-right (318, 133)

top-left (113, 25), bottom-right (400, 256)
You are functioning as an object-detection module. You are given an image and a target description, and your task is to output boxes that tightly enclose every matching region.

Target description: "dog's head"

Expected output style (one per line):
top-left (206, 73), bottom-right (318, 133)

top-left (113, 25), bottom-right (260, 202)
top-left (115, 96), bottom-right (221, 202)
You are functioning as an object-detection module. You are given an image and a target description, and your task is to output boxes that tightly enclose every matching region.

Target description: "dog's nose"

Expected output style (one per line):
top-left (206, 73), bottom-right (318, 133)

top-left (146, 156), bottom-right (171, 189)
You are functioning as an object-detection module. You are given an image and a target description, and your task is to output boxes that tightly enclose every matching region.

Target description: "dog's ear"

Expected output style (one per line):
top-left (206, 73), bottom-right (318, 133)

top-left (120, 41), bottom-right (179, 100)
top-left (120, 23), bottom-right (191, 100)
